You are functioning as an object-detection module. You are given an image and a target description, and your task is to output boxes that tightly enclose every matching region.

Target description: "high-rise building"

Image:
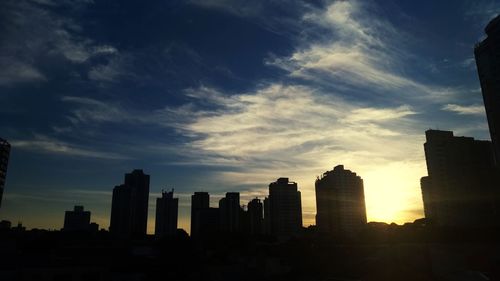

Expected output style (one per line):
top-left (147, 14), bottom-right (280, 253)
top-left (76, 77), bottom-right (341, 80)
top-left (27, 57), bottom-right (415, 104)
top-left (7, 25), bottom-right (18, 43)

top-left (420, 130), bottom-right (499, 227)
top-left (315, 165), bottom-right (367, 236)
top-left (191, 192), bottom-right (210, 237)
top-left (0, 138), bottom-right (11, 209)
top-left (266, 178), bottom-right (302, 238)
top-left (247, 198), bottom-right (263, 235)
top-left (155, 189), bottom-right (179, 237)
top-left (110, 169), bottom-right (150, 237)
top-left (63, 206), bottom-right (91, 232)
top-left (475, 15), bottom-right (500, 164)
top-left (263, 197), bottom-right (271, 234)
top-left (195, 207), bottom-right (220, 236)
top-left (219, 192), bottom-right (240, 233)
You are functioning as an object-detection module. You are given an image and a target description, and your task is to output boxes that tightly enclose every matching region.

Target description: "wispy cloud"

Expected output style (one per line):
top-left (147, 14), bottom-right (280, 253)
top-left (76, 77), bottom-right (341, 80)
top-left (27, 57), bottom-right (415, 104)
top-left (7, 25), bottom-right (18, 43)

top-left (163, 84), bottom-right (426, 224)
top-left (49, 0), bottom-right (436, 224)
top-left (10, 134), bottom-right (129, 159)
top-left (0, 0), bottom-right (117, 86)
top-left (267, 1), bottom-right (457, 104)
top-left (464, 1), bottom-right (500, 26)
top-left (442, 103), bottom-right (486, 115)
top-left (0, 57), bottom-right (46, 85)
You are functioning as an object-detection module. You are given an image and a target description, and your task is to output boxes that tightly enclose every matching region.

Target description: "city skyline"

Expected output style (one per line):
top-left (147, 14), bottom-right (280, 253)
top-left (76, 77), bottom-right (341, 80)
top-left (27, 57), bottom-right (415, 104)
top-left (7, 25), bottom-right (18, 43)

top-left (0, 0), bottom-right (499, 233)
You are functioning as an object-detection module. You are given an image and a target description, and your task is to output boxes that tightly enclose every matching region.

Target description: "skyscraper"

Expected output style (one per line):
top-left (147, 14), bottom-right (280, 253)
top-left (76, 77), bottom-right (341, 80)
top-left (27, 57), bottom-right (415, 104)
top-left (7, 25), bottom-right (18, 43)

top-left (0, 138), bottom-right (11, 209)
top-left (219, 192), bottom-right (240, 233)
top-left (247, 198), bottom-right (263, 235)
top-left (110, 169), bottom-right (150, 237)
top-left (155, 189), bottom-right (179, 237)
top-left (63, 206), bottom-right (91, 232)
top-left (191, 192), bottom-right (210, 237)
top-left (315, 165), bottom-right (367, 236)
top-left (475, 15), bottom-right (500, 164)
top-left (420, 130), bottom-right (499, 227)
top-left (266, 178), bottom-right (303, 238)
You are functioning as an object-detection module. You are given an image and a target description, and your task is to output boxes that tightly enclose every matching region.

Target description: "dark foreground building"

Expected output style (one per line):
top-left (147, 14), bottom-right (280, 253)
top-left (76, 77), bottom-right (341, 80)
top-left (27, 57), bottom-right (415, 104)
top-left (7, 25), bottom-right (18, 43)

top-left (190, 192), bottom-right (210, 237)
top-left (247, 198), bottom-right (263, 235)
top-left (155, 189), bottom-right (178, 237)
top-left (265, 178), bottom-right (302, 238)
top-left (0, 138), bottom-right (10, 209)
top-left (475, 15), bottom-right (500, 164)
top-left (110, 170), bottom-right (150, 237)
top-left (219, 192), bottom-right (240, 233)
top-left (315, 165), bottom-right (367, 236)
top-left (420, 130), bottom-right (499, 227)
top-left (63, 206), bottom-right (91, 232)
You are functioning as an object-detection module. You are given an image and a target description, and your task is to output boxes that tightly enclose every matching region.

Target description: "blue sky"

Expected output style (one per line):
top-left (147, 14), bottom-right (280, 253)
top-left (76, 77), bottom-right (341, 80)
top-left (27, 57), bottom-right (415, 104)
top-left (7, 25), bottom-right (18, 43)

top-left (0, 0), bottom-right (498, 233)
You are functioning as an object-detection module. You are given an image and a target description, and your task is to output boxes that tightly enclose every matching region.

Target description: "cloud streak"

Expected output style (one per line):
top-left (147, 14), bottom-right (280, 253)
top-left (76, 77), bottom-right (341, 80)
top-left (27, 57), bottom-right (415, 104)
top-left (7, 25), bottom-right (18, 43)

top-left (10, 134), bottom-right (129, 160)
top-left (442, 103), bottom-right (486, 115)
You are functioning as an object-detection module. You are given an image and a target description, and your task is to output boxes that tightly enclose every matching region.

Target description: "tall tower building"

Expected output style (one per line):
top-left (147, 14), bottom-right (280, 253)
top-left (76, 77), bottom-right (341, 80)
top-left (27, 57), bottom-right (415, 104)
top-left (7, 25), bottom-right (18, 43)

top-left (0, 138), bottom-right (11, 209)
top-left (315, 165), bottom-right (367, 236)
top-left (475, 15), bottom-right (500, 164)
top-left (219, 192), bottom-right (240, 233)
top-left (63, 206), bottom-right (91, 232)
top-left (155, 189), bottom-right (178, 237)
top-left (247, 198), bottom-right (263, 235)
top-left (266, 178), bottom-right (302, 238)
top-left (420, 130), bottom-right (499, 227)
top-left (110, 169), bottom-right (150, 237)
top-left (190, 192), bottom-right (210, 237)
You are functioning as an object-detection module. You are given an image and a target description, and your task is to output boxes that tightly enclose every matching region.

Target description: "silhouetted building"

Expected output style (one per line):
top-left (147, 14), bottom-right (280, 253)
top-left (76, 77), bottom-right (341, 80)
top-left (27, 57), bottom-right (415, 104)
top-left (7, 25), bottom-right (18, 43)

top-left (155, 189), bottom-right (178, 237)
top-left (248, 198), bottom-right (263, 235)
top-left (191, 192), bottom-right (210, 237)
top-left (63, 205), bottom-right (91, 232)
top-left (0, 220), bottom-right (11, 230)
top-left (89, 222), bottom-right (99, 232)
top-left (195, 207), bottom-right (220, 236)
top-left (420, 130), bottom-right (499, 227)
top-left (263, 197), bottom-right (271, 234)
top-left (315, 165), bottom-right (367, 236)
top-left (266, 178), bottom-right (303, 238)
top-left (219, 192), bottom-right (240, 233)
top-left (110, 169), bottom-right (150, 237)
top-left (475, 15), bottom-right (500, 164)
top-left (12, 222), bottom-right (25, 232)
top-left (0, 138), bottom-right (10, 209)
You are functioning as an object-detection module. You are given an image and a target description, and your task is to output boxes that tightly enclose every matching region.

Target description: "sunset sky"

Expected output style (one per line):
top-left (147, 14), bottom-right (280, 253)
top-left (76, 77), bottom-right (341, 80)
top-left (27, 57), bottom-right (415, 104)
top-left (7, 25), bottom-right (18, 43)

top-left (0, 0), bottom-right (497, 233)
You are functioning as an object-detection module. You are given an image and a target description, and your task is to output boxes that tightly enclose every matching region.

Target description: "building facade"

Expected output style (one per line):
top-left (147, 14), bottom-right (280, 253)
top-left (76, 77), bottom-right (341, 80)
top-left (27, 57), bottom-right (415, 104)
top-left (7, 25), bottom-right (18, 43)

top-left (0, 138), bottom-right (11, 209)
top-left (63, 206), bottom-right (91, 232)
top-left (247, 198), bottom-right (263, 235)
top-left (219, 192), bottom-right (240, 233)
top-left (155, 189), bottom-right (179, 237)
top-left (110, 169), bottom-right (150, 236)
top-left (266, 178), bottom-right (302, 238)
top-left (420, 130), bottom-right (499, 227)
top-left (191, 192), bottom-right (210, 237)
top-left (315, 165), bottom-right (367, 236)
top-left (475, 15), bottom-right (500, 164)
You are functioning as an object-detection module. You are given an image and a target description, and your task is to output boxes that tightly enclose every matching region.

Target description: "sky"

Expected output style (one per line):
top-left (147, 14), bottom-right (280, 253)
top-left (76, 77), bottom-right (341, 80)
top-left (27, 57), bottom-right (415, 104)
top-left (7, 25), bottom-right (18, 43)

top-left (0, 0), bottom-right (498, 234)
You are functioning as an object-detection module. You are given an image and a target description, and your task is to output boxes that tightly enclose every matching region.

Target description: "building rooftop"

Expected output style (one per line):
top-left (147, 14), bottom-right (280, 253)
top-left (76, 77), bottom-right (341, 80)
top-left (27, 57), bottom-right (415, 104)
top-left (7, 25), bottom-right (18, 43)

top-left (485, 14), bottom-right (500, 36)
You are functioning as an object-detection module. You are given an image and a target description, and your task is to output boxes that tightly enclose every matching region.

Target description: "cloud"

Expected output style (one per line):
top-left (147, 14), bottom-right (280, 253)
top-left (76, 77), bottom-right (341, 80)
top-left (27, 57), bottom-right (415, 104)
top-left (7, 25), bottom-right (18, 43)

top-left (0, 58), bottom-right (46, 85)
top-left (267, 0), bottom-right (456, 104)
top-left (442, 103), bottom-right (486, 115)
top-left (10, 134), bottom-right (129, 159)
top-left (188, 0), bottom-right (312, 36)
top-left (88, 57), bottom-right (124, 82)
top-left (61, 96), bottom-right (128, 124)
top-left (161, 84), bottom-right (426, 223)
top-left (464, 1), bottom-right (500, 26)
top-left (0, 0), bottom-right (117, 86)
top-left (51, 0), bottom-right (436, 223)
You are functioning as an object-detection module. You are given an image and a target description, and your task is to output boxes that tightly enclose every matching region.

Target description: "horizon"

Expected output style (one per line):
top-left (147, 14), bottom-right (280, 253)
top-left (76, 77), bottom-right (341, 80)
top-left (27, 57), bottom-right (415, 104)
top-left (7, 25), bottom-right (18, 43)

top-left (1, 0), bottom-right (499, 234)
